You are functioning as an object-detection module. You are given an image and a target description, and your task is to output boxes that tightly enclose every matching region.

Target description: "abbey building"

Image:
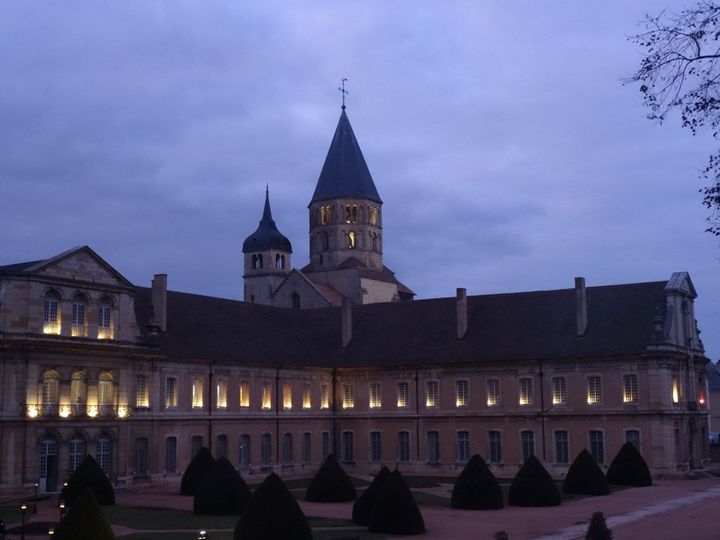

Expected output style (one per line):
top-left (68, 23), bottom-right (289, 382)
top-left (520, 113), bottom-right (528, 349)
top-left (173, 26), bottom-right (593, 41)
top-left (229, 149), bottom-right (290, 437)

top-left (0, 106), bottom-right (710, 498)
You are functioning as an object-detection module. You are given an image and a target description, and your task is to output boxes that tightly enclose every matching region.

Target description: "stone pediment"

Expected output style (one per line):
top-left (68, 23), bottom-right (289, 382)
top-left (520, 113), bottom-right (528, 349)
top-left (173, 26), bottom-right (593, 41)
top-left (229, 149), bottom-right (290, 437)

top-left (25, 246), bottom-right (133, 288)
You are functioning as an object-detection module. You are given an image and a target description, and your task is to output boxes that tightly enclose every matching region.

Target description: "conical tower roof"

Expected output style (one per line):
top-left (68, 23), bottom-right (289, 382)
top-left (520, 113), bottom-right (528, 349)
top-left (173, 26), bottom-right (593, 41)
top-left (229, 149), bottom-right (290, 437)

top-left (310, 109), bottom-right (382, 205)
top-left (242, 189), bottom-right (293, 253)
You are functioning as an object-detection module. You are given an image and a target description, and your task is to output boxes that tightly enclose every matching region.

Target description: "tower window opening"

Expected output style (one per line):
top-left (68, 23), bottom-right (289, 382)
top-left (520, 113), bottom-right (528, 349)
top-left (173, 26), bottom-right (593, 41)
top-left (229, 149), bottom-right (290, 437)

top-left (368, 206), bottom-right (378, 225)
top-left (370, 232), bottom-right (378, 251)
top-left (346, 231), bottom-right (356, 249)
top-left (275, 254), bottom-right (285, 269)
top-left (344, 204), bottom-right (358, 223)
top-left (322, 232), bottom-right (329, 251)
top-left (252, 254), bottom-right (264, 269)
top-left (320, 205), bottom-right (332, 225)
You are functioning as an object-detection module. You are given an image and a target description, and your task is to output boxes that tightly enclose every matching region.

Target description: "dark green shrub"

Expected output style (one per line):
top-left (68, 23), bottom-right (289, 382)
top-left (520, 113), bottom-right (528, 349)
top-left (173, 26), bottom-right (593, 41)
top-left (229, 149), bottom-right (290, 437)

top-left (181, 447), bottom-right (216, 496)
top-left (563, 449), bottom-right (609, 496)
top-left (305, 453), bottom-right (356, 502)
top-left (194, 457), bottom-right (252, 515)
top-left (585, 511), bottom-right (612, 539)
top-left (352, 466), bottom-right (390, 525)
top-left (451, 454), bottom-right (504, 509)
top-left (61, 454), bottom-right (115, 506)
top-left (234, 473), bottom-right (312, 540)
top-left (368, 469), bottom-right (425, 535)
top-left (606, 442), bottom-right (652, 486)
top-left (55, 487), bottom-right (115, 540)
top-left (508, 455), bottom-right (561, 507)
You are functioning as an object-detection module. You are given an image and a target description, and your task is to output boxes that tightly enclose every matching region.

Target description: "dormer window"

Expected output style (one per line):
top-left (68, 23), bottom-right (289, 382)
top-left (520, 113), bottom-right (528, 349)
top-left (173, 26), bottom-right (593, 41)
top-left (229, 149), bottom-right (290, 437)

top-left (98, 296), bottom-right (114, 340)
top-left (344, 205), bottom-right (358, 223)
top-left (320, 205), bottom-right (332, 225)
top-left (43, 291), bottom-right (61, 335)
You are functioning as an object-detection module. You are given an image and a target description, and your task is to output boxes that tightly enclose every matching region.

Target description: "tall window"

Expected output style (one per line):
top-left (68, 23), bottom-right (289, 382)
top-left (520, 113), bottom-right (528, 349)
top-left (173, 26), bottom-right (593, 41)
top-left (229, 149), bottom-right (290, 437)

top-left (456, 380), bottom-right (469, 407)
top-left (397, 382), bottom-right (409, 408)
top-left (96, 436), bottom-right (111, 474)
top-left (489, 431), bottom-right (502, 463)
top-left (239, 381), bottom-right (250, 408)
top-left (623, 374), bottom-right (639, 403)
top-left (41, 370), bottom-right (60, 415)
top-left (283, 383), bottom-right (292, 410)
top-left (135, 438), bottom-right (148, 475)
top-left (43, 291), bottom-right (61, 334)
top-left (521, 431), bottom-right (535, 462)
top-left (302, 384), bottom-right (312, 409)
top-left (192, 377), bottom-right (204, 408)
top-left (165, 437), bottom-right (177, 473)
top-left (368, 206), bottom-right (378, 225)
top-left (98, 297), bottom-right (114, 339)
top-left (191, 436), bottom-right (203, 458)
top-left (239, 435), bottom-right (251, 469)
top-left (552, 376), bottom-right (567, 405)
top-left (456, 431), bottom-right (470, 462)
top-left (216, 379), bottom-right (228, 409)
top-left (554, 430), bottom-right (569, 464)
top-left (303, 433), bottom-right (312, 463)
top-left (346, 231), bottom-right (357, 249)
top-left (342, 384), bottom-right (355, 409)
top-left (217, 435), bottom-right (228, 459)
top-left (427, 431), bottom-right (440, 464)
top-left (426, 381), bottom-right (439, 407)
top-left (590, 430), bottom-right (604, 464)
top-left (291, 292), bottom-right (301, 309)
top-left (398, 431), bottom-right (411, 462)
top-left (71, 294), bottom-right (87, 337)
top-left (70, 371), bottom-right (87, 416)
top-left (98, 372), bottom-right (114, 416)
top-left (625, 429), bottom-right (641, 450)
top-left (370, 431), bottom-right (382, 462)
top-left (341, 431), bottom-right (354, 462)
top-left (672, 376), bottom-right (680, 404)
top-left (320, 384), bottom-right (329, 409)
top-left (135, 374), bottom-right (149, 408)
top-left (586, 376), bottom-right (602, 405)
top-left (261, 434), bottom-right (272, 467)
top-left (322, 432), bottom-right (331, 459)
top-left (282, 433), bottom-right (293, 464)
top-left (68, 435), bottom-right (85, 474)
top-left (165, 377), bottom-right (177, 408)
top-left (519, 377), bottom-right (534, 405)
top-left (262, 382), bottom-right (272, 410)
top-left (487, 379), bottom-right (500, 406)
top-left (320, 205), bottom-right (332, 225)
top-left (369, 383), bottom-right (382, 409)
top-left (344, 204), bottom-right (358, 223)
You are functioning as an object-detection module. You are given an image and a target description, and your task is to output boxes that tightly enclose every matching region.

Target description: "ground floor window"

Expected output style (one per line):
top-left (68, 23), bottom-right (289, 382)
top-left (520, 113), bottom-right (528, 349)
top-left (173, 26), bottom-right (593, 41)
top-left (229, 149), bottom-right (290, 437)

top-left (341, 431), bottom-right (354, 463)
top-left (282, 433), bottom-right (293, 464)
top-left (191, 436), bottom-right (203, 458)
top-left (216, 435), bottom-right (228, 460)
top-left (165, 437), bottom-right (177, 473)
top-left (135, 438), bottom-right (148, 475)
top-left (398, 431), bottom-right (410, 462)
top-left (261, 434), bottom-right (272, 467)
top-left (68, 435), bottom-right (85, 474)
top-left (96, 436), bottom-right (111, 475)
top-left (521, 431), bottom-right (534, 462)
top-left (554, 430), bottom-right (569, 464)
top-left (322, 432), bottom-right (331, 459)
top-left (625, 429), bottom-right (640, 450)
top-left (590, 430), bottom-right (604, 464)
top-left (489, 431), bottom-right (502, 463)
top-left (303, 433), bottom-right (312, 463)
top-left (239, 434), bottom-right (251, 469)
top-left (456, 431), bottom-right (470, 462)
top-left (370, 431), bottom-right (382, 462)
top-left (427, 431), bottom-right (440, 464)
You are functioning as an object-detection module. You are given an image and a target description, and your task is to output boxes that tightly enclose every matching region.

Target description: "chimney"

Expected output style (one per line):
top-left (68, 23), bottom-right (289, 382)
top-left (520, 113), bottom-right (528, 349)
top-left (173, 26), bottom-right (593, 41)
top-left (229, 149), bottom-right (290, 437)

top-left (341, 299), bottom-right (352, 348)
top-left (152, 273), bottom-right (168, 332)
top-left (575, 277), bottom-right (587, 337)
top-left (456, 287), bottom-right (468, 340)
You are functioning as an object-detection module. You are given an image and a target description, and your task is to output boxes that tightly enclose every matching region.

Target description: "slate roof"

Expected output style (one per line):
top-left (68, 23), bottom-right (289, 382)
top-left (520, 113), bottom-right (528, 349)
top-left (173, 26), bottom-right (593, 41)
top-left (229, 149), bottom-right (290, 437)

top-left (135, 280), bottom-right (668, 368)
top-left (0, 260), bottom-right (45, 273)
top-left (310, 109), bottom-right (382, 204)
top-left (242, 190), bottom-right (293, 253)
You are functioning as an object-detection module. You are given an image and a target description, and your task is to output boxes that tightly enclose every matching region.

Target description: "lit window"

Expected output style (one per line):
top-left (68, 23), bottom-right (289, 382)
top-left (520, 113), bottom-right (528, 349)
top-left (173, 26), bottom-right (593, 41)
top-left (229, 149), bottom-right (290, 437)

top-left (165, 377), bottom-right (177, 408)
top-left (590, 430), bottom-right (604, 464)
top-left (192, 377), bottom-right (204, 408)
top-left (239, 381), bottom-right (250, 408)
top-left (397, 382), bottom-right (409, 408)
top-left (370, 431), bottom-right (382, 462)
top-left (368, 206), bottom-right (378, 225)
top-left (283, 382), bottom-right (292, 410)
top-left (426, 381), bottom-right (439, 407)
top-left (369, 383), bottom-right (382, 409)
top-left (456, 431), bottom-right (470, 462)
top-left (342, 384), bottom-right (355, 409)
top-left (70, 371), bottom-right (86, 416)
top-left (320, 384), bottom-right (329, 409)
top-left (41, 370), bottom-right (60, 416)
top-left (262, 382), bottom-right (272, 410)
top-left (320, 205), bottom-right (332, 225)
top-left (552, 376), bottom-right (567, 405)
top-left (398, 431), bottom-right (410, 462)
top-left (555, 430), bottom-right (569, 464)
top-left (519, 377), bottom-right (533, 406)
top-left (672, 376), bottom-right (680, 404)
top-left (456, 380), bottom-right (469, 407)
top-left (98, 372), bottom-right (114, 416)
top-left (487, 379), bottom-right (500, 406)
top-left (98, 297), bottom-right (114, 339)
top-left (489, 431), bottom-right (502, 463)
top-left (586, 376), bottom-right (602, 405)
top-left (136, 374), bottom-right (149, 408)
top-left (521, 431), bottom-right (535, 462)
top-left (344, 204), bottom-right (358, 223)
top-left (302, 383), bottom-right (311, 409)
top-left (427, 431), bottom-right (440, 464)
top-left (216, 379), bottom-right (228, 409)
top-left (43, 291), bottom-right (61, 334)
top-left (71, 294), bottom-right (87, 337)
top-left (623, 374), bottom-right (638, 403)
top-left (346, 231), bottom-right (356, 249)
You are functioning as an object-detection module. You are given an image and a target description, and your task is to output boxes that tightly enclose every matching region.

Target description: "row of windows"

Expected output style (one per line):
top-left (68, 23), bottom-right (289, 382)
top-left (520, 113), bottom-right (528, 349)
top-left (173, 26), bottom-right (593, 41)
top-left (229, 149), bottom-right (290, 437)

top-left (249, 253), bottom-right (286, 270)
top-left (40, 434), bottom-right (112, 477)
top-left (43, 290), bottom-right (114, 339)
top-left (315, 230), bottom-right (381, 252)
top-left (318, 204), bottom-right (379, 226)
top-left (37, 370), bottom-right (117, 418)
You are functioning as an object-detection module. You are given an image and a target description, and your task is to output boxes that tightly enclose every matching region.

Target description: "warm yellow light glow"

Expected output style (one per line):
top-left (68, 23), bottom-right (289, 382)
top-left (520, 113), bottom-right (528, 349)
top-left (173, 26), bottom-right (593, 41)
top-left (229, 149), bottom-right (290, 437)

top-left (320, 384), bottom-right (329, 409)
top-left (240, 381), bottom-right (250, 407)
top-left (370, 383), bottom-right (382, 409)
top-left (302, 385), bottom-right (311, 409)
top-left (262, 383), bottom-right (272, 410)
top-left (192, 378), bottom-right (203, 408)
top-left (283, 383), bottom-right (292, 410)
top-left (699, 394), bottom-right (706, 406)
top-left (519, 396), bottom-right (530, 406)
top-left (672, 379), bottom-right (680, 404)
top-left (87, 405), bottom-right (98, 418)
top-left (27, 406), bottom-right (39, 418)
top-left (216, 380), bottom-right (228, 409)
top-left (59, 406), bottom-right (71, 418)
top-left (71, 324), bottom-right (87, 337)
top-left (397, 382), bottom-right (409, 408)
top-left (43, 322), bottom-right (61, 335)
top-left (117, 406), bottom-right (128, 418)
top-left (97, 327), bottom-right (114, 340)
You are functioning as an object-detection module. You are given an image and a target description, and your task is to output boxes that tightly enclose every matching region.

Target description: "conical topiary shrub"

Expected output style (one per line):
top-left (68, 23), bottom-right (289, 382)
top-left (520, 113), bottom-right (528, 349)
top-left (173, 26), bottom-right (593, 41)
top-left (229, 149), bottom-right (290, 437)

top-left (508, 455), bottom-right (561, 507)
top-left (352, 466), bottom-right (391, 525)
top-left (585, 511), bottom-right (612, 540)
top-left (181, 446), bottom-right (216, 496)
top-left (61, 454), bottom-right (115, 506)
top-left (194, 457), bottom-right (252, 515)
top-left (606, 442), bottom-right (652, 486)
top-left (451, 454), bottom-right (504, 509)
top-left (563, 449), bottom-right (609, 496)
top-left (305, 453), bottom-right (357, 502)
top-left (234, 473), bottom-right (312, 540)
top-left (368, 469), bottom-right (425, 535)
top-left (55, 487), bottom-right (115, 540)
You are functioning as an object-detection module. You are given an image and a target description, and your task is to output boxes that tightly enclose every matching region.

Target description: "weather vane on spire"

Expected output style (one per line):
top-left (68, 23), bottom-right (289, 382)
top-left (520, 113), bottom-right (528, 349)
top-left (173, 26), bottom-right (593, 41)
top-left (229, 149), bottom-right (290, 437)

top-left (338, 78), bottom-right (348, 110)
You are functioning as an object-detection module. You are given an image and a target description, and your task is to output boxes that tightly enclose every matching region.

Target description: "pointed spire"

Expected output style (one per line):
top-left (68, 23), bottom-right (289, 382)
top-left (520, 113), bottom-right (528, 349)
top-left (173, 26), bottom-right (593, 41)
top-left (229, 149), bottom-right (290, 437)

top-left (262, 184), bottom-right (273, 222)
top-left (242, 187), bottom-right (293, 254)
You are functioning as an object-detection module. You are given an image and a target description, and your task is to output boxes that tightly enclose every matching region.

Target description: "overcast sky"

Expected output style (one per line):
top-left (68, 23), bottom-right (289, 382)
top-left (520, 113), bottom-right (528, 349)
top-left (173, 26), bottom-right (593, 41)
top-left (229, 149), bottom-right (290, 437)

top-left (1, 1), bottom-right (718, 360)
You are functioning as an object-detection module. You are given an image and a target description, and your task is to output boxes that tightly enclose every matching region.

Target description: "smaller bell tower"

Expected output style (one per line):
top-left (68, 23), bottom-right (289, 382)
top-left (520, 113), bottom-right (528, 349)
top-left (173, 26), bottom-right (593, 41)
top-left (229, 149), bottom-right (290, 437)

top-left (242, 188), bottom-right (292, 304)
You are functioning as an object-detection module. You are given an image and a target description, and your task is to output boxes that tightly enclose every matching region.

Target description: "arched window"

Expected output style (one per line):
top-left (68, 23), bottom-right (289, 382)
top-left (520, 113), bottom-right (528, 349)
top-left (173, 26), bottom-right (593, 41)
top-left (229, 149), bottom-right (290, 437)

top-left (291, 292), bottom-right (301, 309)
top-left (43, 291), bottom-right (61, 335)
top-left (98, 296), bottom-right (114, 340)
top-left (68, 434), bottom-right (85, 474)
top-left (96, 435), bottom-right (111, 475)
top-left (370, 232), bottom-right (378, 251)
top-left (256, 254), bottom-right (264, 269)
top-left (368, 206), bottom-right (378, 226)
top-left (346, 231), bottom-right (356, 249)
top-left (41, 370), bottom-right (60, 416)
top-left (71, 294), bottom-right (87, 337)
top-left (98, 372), bottom-right (114, 416)
top-left (40, 435), bottom-right (58, 492)
top-left (70, 371), bottom-right (87, 416)
top-left (320, 205), bottom-right (332, 225)
top-left (275, 254), bottom-right (285, 269)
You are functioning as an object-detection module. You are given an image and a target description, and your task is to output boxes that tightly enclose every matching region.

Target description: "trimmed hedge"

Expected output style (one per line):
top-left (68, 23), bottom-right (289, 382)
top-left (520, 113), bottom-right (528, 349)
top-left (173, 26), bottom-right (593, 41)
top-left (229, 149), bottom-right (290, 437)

top-left (563, 449), bottom-right (609, 496)
top-left (368, 469), bottom-right (425, 535)
top-left (61, 454), bottom-right (115, 506)
top-left (305, 453), bottom-right (357, 502)
top-left (451, 454), bottom-right (504, 510)
top-left (234, 473), bottom-right (312, 540)
top-left (181, 447), bottom-right (216, 496)
top-left (194, 457), bottom-right (252, 515)
top-left (585, 511), bottom-right (612, 540)
top-left (508, 455), bottom-right (561, 507)
top-left (55, 487), bottom-right (115, 540)
top-left (352, 466), bottom-right (391, 525)
top-left (607, 442), bottom-right (652, 487)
